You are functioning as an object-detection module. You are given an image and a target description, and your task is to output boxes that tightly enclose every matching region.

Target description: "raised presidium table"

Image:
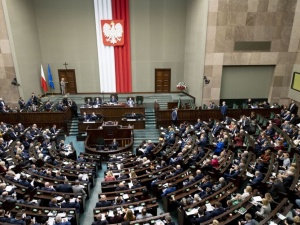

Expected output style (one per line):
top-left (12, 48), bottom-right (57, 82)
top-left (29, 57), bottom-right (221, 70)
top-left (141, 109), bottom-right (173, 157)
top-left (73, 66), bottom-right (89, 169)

top-left (79, 104), bottom-right (145, 130)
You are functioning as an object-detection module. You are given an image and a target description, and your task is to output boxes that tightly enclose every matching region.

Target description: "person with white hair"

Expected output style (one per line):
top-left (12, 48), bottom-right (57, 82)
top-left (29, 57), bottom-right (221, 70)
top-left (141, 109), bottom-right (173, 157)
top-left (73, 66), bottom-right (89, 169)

top-left (55, 215), bottom-right (71, 225)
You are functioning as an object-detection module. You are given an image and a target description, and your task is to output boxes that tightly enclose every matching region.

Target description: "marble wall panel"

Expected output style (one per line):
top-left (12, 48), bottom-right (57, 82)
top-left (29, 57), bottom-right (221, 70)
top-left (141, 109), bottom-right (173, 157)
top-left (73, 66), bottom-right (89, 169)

top-left (235, 0), bottom-right (248, 12)
top-left (212, 65), bottom-right (223, 77)
top-left (247, 0), bottom-right (259, 12)
top-left (0, 67), bottom-right (5, 79)
top-left (204, 65), bottom-right (213, 76)
top-left (214, 53), bottom-right (224, 65)
top-left (246, 12), bottom-right (256, 26)
top-left (209, 0), bottom-right (219, 12)
top-left (0, 40), bottom-right (11, 53)
top-left (257, 0), bottom-right (269, 12)
top-left (2, 53), bottom-right (13, 67)
top-left (267, 0), bottom-right (278, 12)
top-left (249, 53), bottom-right (261, 64)
top-left (284, 12), bottom-right (295, 26)
top-left (211, 88), bottom-right (221, 99)
top-left (271, 40), bottom-right (281, 52)
top-left (0, 55), bottom-right (4, 67)
top-left (236, 12), bottom-right (248, 26)
top-left (225, 26), bottom-right (234, 40)
top-left (260, 53), bottom-right (278, 64)
top-left (218, 0), bottom-right (229, 12)
top-left (208, 12), bottom-right (218, 26)
top-left (223, 40), bottom-right (234, 52)
top-left (273, 76), bottom-right (283, 87)
top-left (217, 12), bottom-right (228, 26)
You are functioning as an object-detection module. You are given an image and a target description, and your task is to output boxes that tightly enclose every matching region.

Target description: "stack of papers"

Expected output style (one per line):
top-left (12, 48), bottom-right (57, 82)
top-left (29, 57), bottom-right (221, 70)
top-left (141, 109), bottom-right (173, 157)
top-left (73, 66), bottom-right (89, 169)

top-left (186, 207), bottom-right (199, 216)
top-left (205, 203), bottom-right (215, 211)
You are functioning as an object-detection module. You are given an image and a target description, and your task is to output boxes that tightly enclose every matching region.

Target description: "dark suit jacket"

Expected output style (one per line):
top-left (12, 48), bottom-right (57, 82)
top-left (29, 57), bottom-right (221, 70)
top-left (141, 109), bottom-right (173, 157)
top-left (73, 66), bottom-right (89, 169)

top-left (55, 184), bottom-right (73, 193)
top-left (249, 174), bottom-right (264, 186)
top-left (191, 215), bottom-right (208, 224)
top-left (96, 200), bottom-right (112, 207)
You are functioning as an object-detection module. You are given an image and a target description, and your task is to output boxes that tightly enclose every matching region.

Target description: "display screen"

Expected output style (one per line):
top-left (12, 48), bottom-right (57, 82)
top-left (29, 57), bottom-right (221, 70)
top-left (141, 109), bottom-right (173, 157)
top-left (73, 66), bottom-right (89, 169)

top-left (291, 72), bottom-right (300, 92)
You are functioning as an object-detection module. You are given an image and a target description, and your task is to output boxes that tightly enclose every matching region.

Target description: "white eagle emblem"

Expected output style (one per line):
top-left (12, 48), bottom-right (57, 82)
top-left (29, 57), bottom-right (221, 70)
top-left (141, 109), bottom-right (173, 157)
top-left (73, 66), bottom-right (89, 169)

top-left (103, 21), bottom-right (123, 44)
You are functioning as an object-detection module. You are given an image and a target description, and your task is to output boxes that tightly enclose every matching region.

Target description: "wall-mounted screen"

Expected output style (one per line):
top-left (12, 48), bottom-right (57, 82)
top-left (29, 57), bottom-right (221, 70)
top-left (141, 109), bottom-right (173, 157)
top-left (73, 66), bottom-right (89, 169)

top-left (291, 72), bottom-right (300, 92)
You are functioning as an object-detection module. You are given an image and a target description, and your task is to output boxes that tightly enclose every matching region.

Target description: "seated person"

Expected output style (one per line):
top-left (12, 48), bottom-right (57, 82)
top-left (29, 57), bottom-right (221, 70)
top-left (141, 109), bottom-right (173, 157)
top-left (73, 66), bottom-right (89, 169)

top-left (127, 97), bottom-right (134, 106)
top-left (86, 98), bottom-right (92, 106)
top-left (115, 182), bottom-right (128, 191)
top-left (89, 112), bottom-right (99, 121)
top-left (61, 195), bottom-right (80, 213)
top-left (96, 195), bottom-right (112, 207)
top-left (79, 112), bottom-right (90, 122)
top-left (109, 139), bottom-right (119, 150)
top-left (256, 198), bottom-right (271, 217)
top-left (110, 95), bottom-right (118, 103)
top-left (93, 97), bottom-right (102, 106)
top-left (248, 171), bottom-right (264, 187)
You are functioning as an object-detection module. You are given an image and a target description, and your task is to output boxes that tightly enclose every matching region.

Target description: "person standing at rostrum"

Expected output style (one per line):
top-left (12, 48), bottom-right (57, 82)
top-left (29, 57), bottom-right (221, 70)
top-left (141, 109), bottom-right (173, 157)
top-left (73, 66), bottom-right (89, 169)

top-left (60, 78), bottom-right (67, 95)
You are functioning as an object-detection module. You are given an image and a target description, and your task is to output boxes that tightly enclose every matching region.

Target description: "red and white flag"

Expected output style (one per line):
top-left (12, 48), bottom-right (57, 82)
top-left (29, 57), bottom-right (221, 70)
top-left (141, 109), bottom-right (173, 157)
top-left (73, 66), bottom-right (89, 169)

top-left (41, 65), bottom-right (48, 92)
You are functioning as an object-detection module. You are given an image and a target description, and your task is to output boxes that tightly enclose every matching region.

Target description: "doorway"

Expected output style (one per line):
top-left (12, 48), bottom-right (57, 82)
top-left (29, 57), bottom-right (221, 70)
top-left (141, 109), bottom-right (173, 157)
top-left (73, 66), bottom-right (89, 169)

top-left (58, 69), bottom-right (77, 94)
top-left (155, 69), bottom-right (171, 93)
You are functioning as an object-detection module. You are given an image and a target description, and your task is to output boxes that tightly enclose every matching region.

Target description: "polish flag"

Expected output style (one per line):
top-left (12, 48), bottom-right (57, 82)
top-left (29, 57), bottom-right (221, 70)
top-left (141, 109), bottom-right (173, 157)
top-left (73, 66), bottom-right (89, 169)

top-left (41, 65), bottom-right (48, 92)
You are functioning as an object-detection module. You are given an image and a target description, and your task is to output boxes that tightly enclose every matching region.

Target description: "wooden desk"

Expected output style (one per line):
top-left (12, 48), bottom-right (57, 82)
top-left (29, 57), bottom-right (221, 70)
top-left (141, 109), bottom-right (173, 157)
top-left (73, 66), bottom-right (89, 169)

top-left (0, 108), bottom-right (72, 134)
top-left (155, 108), bottom-right (280, 128)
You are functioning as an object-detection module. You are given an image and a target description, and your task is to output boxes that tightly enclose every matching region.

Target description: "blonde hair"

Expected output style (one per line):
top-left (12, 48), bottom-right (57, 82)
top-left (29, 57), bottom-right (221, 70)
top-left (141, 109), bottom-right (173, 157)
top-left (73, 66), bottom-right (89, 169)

top-left (245, 186), bottom-right (252, 193)
top-left (265, 193), bottom-right (273, 202)
top-left (262, 198), bottom-right (269, 206)
top-left (212, 220), bottom-right (219, 225)
top-left (106, 171), bottom-right (113, 176)
top-left (130, 171), bottom-right (137, 178)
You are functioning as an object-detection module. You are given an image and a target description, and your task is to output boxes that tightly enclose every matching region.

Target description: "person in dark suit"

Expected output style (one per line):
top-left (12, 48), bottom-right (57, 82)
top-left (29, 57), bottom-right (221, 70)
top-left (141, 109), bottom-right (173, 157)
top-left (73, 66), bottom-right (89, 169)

top-left (61, 195), bottom-right (80, 213)
top-left (281, 171), bottom-right (294, 188)
top-left (44, 100), bottom-right (52, 111)
top-left (223, 164), bottom-right (241, 180)
top-left (206, 202), bottom-right (225, 218)
top-left (194, 118), bottom-right (203, 130)
top-left (109, 210), bottom-right (123, 223)
top-left (222, 116), bottom-right (232, 125)
top-left (194, 170), bottom-right (204, 181)
top-left (56, 101), bottom-right (67, 111)
top-left (7, 213), bottom-right (25, 225)
top-left (55, 181), bottom-right (73, 193)
top-left (89, 112), bottom-right (99, 121)
top-left (93, 97), bottom-right (102, 106)
top-left (49, 198), bottom-right (60, 208)
top-left (220, 101), bottom-right (228, 120)
top-left (96, 195), bottom-right (112, 207)
top-left (41, 182), bottom-right (56, 192)
top-left (170, 165), bottom-right (183, 177)
top-left (18, 97), bottom-right (26, 110)
top-left (190, 208), bottom-right (209, 224)
top-left (248, 171), bottom-right (264, 187)
top-left (171, 108), bottom-right (178, 127)
top-left (80, 112), bottom-right (90, 121)
top-left (165, 215), bottom-right (175, 225)
top-left (109, 139), bottom-right (119, 150)
top-left (110, 95), bottom-right (118, 103)
top-left (0, 209), bottom-right (9, 223)
top-left (18, 175), bottom-right (34, 190)
top-left (289, 100), bottom-right (298, 115)
top-left (115, 183), bottom-right (128, 191)
top-left (92, 214), bottom-right (109, 225)
top-left (54, 215), bottom-right (71, 225)
top-left (269, 176), bottom-right (286, 201)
